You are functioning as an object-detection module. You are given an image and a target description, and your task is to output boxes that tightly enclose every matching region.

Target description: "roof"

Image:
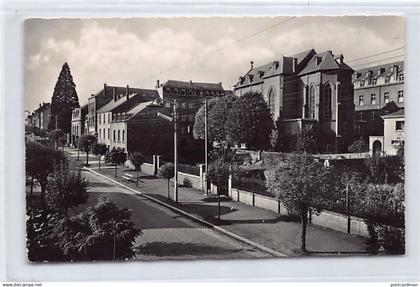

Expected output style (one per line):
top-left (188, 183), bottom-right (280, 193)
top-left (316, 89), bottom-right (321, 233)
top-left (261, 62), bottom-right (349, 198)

top-left (98, 89), bottom-right (159, 113)
top-left (34, 102), bottom-right (51, 113)
top-left (381, 109), bottom-right (405, 119)
top-left (91, 85), bottom-right (151, 100)
top-left (111, 90), bottom-right (159, 114)
top-left (298, 51), bottom-right (353, 76)
top-left (353, 61), bottom-right (404, 80)
top-left (234, 49), bottom-right (351, 88)
top-left (163, 80), bottom-right (225, 92)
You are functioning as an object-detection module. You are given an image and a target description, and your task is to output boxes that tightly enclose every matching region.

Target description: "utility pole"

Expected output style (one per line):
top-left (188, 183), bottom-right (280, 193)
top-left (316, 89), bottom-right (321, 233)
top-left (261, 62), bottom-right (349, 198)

top-left (173, 99), bottom-right (178, 203)
top-left (204, 98), bottom-right (209, 196)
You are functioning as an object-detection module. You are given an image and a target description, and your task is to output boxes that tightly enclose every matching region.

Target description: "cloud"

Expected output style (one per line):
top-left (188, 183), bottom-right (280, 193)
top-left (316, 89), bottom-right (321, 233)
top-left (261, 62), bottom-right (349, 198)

top-left (25, 17), bottom-right (404, 110)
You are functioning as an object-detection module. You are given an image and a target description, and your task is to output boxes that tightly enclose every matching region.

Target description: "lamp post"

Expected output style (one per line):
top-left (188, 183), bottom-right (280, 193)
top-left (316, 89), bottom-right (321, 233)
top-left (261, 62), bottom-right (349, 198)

top-left (157, 98), bottom-right (178, 202)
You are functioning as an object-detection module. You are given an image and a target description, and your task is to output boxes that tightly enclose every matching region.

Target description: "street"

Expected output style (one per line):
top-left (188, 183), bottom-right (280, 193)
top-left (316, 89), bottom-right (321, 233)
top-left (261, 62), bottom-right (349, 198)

top-left (70, 167), bottom-right (269, 260)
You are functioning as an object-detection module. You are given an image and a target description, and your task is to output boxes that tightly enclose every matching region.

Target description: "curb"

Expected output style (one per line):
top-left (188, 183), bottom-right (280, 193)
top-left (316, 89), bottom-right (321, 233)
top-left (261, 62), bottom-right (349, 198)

top-left (75, 161), bottom-right (286, 258)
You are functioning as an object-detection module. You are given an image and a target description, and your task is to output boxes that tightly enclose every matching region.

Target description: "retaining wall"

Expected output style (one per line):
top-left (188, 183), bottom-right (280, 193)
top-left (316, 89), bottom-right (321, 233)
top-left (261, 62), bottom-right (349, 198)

top-left (178, 172), bottom-right (202, 190)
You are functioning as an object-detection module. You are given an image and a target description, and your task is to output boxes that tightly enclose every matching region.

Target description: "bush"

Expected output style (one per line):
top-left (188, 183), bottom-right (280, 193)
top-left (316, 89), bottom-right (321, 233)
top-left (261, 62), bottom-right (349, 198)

top-left (183, 178), bottom-right (192, 187)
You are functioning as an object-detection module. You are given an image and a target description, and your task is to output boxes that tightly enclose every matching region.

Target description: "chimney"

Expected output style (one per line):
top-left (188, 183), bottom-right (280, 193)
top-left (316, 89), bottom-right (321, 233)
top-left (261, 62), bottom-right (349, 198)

top-left (156, 80), bottom-right (160, 89)
top-left (39, 103), bottom-right (41, 108)
top-left (292, 58), bottom-right (298, 73)
top-left (103, 83), bottom-right (107, 97)
top-left (339, 54), bottom-right (344, 64)
top-left (393, 64), bottom-right (399, 80)
top-left (126, 85), bottom-right (130, 100)
top-left (250, 61), bottom-right (254, 70)
top-left (113, 87), bottom-right (117, 102)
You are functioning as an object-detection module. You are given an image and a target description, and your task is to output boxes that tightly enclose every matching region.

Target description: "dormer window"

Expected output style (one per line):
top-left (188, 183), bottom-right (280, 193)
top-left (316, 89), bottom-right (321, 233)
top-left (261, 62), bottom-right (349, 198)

top-left (372, 79), bottom-right (377, 85)
top-left (272, 61), bottom-right (279, 69)
top-left (258, 71), bottom-right (264, 77)
top-left (315, 56), bottom-right (322, 65)
top-left (398, 73), bottom-right (404, 82)
top-left (239, 76), bottom-right (245, 84)
top-left (248, 74), bottom-right (254, 82)
top-left (378, 67), bottom-right (385, 75)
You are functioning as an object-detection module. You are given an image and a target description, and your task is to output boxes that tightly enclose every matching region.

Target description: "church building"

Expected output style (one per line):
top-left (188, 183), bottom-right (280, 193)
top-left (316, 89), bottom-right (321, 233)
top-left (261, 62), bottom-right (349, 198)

top-left (234, 49), bottom-right (355, 153)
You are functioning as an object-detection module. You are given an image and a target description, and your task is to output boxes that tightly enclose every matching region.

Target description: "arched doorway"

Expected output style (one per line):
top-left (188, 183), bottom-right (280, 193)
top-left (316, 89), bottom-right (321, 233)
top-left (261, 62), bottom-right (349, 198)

top-left (373, 140), bottom-right (382, 156)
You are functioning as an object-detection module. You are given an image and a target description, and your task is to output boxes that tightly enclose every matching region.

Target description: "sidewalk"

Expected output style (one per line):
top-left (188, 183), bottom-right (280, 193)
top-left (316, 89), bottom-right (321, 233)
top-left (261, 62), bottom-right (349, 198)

top-left (65, 147), bottom-right (369, 256)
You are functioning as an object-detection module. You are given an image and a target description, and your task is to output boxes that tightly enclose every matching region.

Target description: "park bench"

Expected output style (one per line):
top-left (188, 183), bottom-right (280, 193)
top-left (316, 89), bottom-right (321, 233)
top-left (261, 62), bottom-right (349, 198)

top-left (122, 173), bottom-right (135, 183)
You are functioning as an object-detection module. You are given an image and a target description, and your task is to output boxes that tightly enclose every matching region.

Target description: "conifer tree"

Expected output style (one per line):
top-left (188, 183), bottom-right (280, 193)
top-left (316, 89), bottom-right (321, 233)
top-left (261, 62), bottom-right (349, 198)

top-left (51, 63), bottom-right (80, 133)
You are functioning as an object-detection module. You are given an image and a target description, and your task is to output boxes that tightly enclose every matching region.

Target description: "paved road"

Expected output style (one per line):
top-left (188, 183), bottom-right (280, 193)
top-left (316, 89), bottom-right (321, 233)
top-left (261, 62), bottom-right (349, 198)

top-left (70, 168), bottom-right (269, 260)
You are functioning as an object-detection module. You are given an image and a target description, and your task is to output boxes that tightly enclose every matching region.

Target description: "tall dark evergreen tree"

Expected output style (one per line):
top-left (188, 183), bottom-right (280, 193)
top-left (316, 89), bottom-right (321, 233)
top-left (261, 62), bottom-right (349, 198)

top-left (51, 63), bottom-right (80, 134)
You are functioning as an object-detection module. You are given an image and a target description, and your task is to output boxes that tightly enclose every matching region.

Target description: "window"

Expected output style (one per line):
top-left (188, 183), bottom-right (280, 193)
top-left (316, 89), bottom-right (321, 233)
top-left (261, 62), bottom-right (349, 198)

top-left (372, 79), bottom-right (377, 85)
top-left (103, 129), bottom-right (105, 139)
top-left (308, 86), bottom-right (316, 118)
top-left (398, 90), bottom-right (404, 103)
top-left (113, 130), bottom-right (116, 142)
top-left (395, 121), bottom-right (405, 131)
top-left (385, 77), bottom-right (390, 84)
top-left (268, 87), bottom-right (276, 115)
top-left (398, 73), bottom-right (404, 82)
top-left (108, 113), bottom-right (110, 123)
top-left (321, 84), bottom-right (332, 120)
top-left (360, 81), bottom-right (365, 87)
top-left (384, 92), bottom-right (390, 104)
top-left (118, 130), bottom-right (120, 142)
top-left (122, 130), bottom-right (125, 142)
top-left (359, 95), bottom-right (364, 106)
top-left (108, 129), bottom-right (110, 139)
top-left (371, 94), bottom-right (376, 105)
top-left (99, 129), bottom-right (101, 138)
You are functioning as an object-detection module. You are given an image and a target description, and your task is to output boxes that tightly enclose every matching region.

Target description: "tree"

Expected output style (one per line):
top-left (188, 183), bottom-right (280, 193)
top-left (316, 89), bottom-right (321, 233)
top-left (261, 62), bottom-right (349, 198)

top-left (50, 63), bottom-right (80, 133)
top-left (109, 148), bottom-right (127, 178)
top-left (296, 123), bottom-right (317, 153)
top-left (157, 162), bottom-right (174, 199)
top-left (78, 134), bottom-right (97, 166)
top-left (348, 137), bottom-right (369, 153)
top-left (207, 159), bottom-right (230, 220)
top-left (129, 152), bottom-right (145, 187)
top-left (26, 141), bottom-right (66, 207)
top-left (225, 92), bottom-right (274, 150)
top-left (73, 197), bottom-right (141, 260)
top-left (49, 129), bottom-right (65, 150)
top-left (92, 143), bottom-right (108, 171)
top-left (193, 97), bottom-right (219, 140)
top-left (266, 153), bottom-right (334, 252)
top-left (46, 167), bottom-right (89, 215)
top-left (270, 128), bottom-right (278, 152)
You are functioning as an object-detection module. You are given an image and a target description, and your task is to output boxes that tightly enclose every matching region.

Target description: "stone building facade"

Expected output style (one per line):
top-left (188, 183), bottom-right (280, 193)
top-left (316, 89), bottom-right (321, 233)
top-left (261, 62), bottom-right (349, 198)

top-left (353, 61), bottom-right (404, 139)
top-left (234, 49), bottom-right (355, 153)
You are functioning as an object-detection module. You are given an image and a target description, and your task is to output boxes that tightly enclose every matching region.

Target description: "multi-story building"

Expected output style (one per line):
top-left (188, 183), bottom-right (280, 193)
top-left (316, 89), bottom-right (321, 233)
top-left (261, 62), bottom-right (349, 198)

top-left (32, 102), bottom-right (52, 130)
top-left (234, 49), bottom-right (355, 153)
top-left (87, 84), bottom-right (148, 135)
top-left (70, 104), bottom-right (88, 146)
top-left (369, 109), bottom-right (404, 156)
top-left (353, 61), bottom-right (404, 139)
top-left (156, 80), bottom-right (230, 162)
top-left (97, 89), bottom-right (159, 150)
top-left (111, 102), bottom-right (173, 157)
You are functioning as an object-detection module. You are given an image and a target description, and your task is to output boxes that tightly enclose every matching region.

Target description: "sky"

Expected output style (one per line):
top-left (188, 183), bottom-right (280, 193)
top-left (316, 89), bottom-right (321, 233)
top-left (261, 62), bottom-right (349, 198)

top-left (24, 16), bottom-right (404, 111)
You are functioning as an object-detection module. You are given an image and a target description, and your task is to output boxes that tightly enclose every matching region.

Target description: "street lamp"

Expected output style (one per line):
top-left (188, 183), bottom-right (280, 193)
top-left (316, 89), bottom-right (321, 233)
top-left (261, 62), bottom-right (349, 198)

top-left (157, 98), bottom-right (179, 202)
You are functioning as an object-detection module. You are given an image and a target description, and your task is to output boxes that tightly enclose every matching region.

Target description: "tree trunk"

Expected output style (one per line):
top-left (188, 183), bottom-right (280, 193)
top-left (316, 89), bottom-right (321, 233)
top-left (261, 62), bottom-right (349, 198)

top-left (115, 164), bottom-right (117, 178)
top-left (136, 170), bottom-right (139, 187)
top-left (167, 179), bottom-right (170, 199)
top-left (86, 151), bottom-right (89, 166)
top-left (40, 183), bottom-right (47, 209)
top-left (217, 194), bottom-right (221, 221)
top-left (30, 176), bottom-right (34, 200)
top-left (98, 156), bottom-right (101, 171)
top-left (300, 207), bottom-right (308, 253)
top-left (77, 149), bottom-right (80, 161)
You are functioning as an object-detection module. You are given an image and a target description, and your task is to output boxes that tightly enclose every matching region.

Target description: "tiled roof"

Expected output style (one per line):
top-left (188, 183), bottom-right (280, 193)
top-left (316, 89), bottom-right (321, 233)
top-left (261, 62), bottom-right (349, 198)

top-left (298, 51), bottom-right (353, 76)
top-left (98, 89), bottom-right (159, 113)
top-left (353, 61), bottom-right (404, 80)
top-left (163, 80), bottom-right (225, 91)
top-left (34, 102), bottom-right (50, 113)
top-left (234, 49), bottom-right (351, 88)
top-left (111, 90), bottom-right (159, 114)
top-left (381, 109), bottom-right (405, 119)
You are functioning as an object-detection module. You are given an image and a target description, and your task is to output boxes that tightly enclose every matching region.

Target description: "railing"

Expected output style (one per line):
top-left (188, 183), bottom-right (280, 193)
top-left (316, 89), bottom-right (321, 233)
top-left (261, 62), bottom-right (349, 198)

top-left (231, 176), bottom-right (272, 197)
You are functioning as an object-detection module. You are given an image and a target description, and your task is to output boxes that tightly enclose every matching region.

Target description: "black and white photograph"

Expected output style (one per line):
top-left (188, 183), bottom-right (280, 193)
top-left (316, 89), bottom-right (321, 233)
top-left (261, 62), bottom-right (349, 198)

top-left (24, 16), bottom-right (405, 262)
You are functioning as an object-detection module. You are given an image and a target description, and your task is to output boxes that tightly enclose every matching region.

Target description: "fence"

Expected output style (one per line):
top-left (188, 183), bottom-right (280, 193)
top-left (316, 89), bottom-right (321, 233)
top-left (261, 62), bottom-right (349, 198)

top-left (178, 163), bottom-right (200, 176)
top-left (231, 176), bottom-right (272, 197)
